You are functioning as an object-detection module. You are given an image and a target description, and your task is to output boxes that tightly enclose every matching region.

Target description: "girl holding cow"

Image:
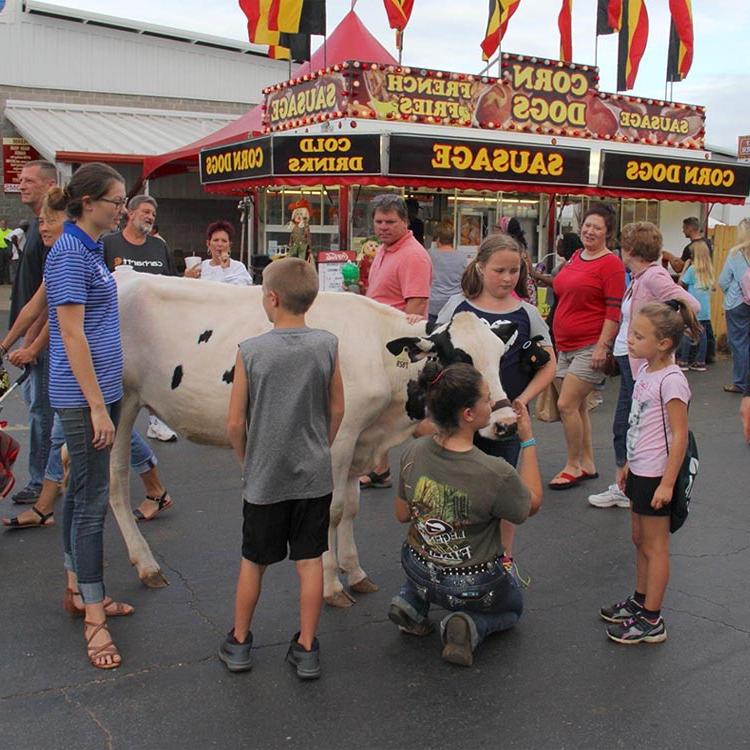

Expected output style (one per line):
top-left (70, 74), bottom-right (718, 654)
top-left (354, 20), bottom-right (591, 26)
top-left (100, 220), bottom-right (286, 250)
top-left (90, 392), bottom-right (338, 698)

top-left (436, 233), bottom-right (557, 573)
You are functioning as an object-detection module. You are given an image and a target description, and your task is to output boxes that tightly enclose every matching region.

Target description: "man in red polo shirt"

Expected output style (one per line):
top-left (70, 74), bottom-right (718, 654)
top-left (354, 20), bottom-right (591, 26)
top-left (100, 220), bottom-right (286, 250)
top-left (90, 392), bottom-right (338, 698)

top-left (366, 194), bottom-right (432, 316)
top-left (361, 195), bottom-right (432, 489)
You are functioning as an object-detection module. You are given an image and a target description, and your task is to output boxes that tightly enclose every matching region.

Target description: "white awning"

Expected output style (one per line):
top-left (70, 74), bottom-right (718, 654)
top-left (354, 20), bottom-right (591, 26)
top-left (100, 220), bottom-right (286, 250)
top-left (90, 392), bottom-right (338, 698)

top-left (4, 99), bottom-right (239, 163)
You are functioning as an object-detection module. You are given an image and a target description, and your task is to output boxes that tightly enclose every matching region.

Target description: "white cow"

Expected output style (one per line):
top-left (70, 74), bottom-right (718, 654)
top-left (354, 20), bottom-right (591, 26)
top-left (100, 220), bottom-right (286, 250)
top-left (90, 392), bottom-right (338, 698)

top-left (110, 269), bottom-right (517, 606)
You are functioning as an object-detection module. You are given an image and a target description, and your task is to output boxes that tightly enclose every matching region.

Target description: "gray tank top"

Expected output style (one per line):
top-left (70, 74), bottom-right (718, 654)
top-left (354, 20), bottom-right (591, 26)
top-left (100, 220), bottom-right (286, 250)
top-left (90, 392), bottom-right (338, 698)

top-left (238, 327), bottom-right (337, 504)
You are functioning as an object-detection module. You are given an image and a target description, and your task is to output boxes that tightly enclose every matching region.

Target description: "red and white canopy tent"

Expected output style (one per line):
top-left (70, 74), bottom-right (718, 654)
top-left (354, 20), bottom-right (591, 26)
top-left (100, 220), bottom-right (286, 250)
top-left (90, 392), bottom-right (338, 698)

top-left (141, 11), bottom-right (396, 182)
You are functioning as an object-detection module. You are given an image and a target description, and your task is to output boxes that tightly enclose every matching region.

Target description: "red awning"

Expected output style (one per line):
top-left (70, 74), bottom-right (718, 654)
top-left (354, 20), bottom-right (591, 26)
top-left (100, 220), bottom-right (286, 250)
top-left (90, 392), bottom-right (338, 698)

top-left (141, 11), bottom-right (396, 181)
top-left (201, 174), bottom-right (747, 205)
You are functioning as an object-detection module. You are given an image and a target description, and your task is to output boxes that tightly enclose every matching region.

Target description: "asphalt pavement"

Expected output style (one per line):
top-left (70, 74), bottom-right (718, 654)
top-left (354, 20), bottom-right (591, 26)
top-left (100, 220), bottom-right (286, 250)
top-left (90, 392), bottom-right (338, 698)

top-left (0, 352), bottom-right (748, 750)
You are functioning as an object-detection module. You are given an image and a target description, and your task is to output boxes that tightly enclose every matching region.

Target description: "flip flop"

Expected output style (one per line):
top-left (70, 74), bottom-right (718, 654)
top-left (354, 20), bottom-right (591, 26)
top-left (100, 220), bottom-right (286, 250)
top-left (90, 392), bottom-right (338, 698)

top-left (133, 491), bottom-right (173, 522)
top-left (548, 471), bottom-right (583, 490)
top-left (359, 470), bottom-right (392, 489)
top-left (579, 471), bottom-right (599, 481)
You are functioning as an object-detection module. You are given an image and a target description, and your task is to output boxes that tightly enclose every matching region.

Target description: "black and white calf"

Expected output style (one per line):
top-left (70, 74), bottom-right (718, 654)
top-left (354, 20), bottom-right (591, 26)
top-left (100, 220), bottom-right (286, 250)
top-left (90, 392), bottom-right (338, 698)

top-left (110, 269), bottom-right (517, 605)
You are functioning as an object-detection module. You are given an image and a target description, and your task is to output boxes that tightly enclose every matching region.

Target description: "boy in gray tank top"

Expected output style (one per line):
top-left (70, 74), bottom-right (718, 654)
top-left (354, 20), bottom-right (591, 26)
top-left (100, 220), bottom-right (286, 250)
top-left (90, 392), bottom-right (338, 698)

top-left (219, 258), bottom-right (345, 680)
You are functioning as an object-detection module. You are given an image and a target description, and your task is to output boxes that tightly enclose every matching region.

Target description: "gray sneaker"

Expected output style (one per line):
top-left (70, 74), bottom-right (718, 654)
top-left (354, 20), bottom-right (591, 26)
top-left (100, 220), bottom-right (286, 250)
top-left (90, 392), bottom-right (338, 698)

top-left (218, 630), bottom-right (253, 672)
top-left (388, 601), bottom-right (434, 636)
top-left (600, 596), bottom-right (640, 623)
top-left (12, 485), bottom-right (41, 505)
top-left (286, 633), bottom-right (321, 680)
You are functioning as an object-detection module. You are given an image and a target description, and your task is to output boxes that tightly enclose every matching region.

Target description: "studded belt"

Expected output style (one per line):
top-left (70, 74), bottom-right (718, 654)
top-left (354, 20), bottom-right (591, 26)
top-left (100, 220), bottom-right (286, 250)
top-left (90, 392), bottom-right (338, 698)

top-left (408, 546), bottom-right (502, 577)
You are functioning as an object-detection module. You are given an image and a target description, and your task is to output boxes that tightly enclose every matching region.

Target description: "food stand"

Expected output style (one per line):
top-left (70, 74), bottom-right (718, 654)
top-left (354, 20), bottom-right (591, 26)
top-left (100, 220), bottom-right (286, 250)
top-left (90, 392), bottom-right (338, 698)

top-left (198, 55), bottom-right (750, 264)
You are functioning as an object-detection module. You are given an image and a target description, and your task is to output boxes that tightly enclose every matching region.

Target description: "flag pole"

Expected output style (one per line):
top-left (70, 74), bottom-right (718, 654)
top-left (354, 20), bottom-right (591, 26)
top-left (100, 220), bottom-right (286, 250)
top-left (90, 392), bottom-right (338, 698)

top-left (594, 34), bottom-right (599, 68)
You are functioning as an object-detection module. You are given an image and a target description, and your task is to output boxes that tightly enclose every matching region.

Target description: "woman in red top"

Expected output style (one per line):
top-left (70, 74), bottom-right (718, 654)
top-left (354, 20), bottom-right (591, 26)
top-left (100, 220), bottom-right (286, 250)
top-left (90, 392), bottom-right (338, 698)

top-left (549, 204), bottom-right (625, 490)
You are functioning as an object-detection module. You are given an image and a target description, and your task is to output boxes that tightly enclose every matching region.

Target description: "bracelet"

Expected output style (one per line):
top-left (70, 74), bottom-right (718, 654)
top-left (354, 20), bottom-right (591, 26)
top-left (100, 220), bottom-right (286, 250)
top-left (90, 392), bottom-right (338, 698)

top-left (520, 438), bottom-right (537, 449)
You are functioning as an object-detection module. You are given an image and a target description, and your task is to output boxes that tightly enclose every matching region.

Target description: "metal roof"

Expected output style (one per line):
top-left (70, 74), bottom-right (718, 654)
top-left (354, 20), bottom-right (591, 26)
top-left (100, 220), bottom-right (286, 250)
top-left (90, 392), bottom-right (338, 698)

top-left (25, 1), bottom-right (268, 56)
top-left (4, 100), bottom-right (238, 162)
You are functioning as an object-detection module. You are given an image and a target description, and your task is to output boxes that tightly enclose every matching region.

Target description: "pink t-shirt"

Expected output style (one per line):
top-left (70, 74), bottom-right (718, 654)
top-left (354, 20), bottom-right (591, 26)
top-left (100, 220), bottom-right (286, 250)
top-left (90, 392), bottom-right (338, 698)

top-left (626, 364), bottom-right (691, 477)
top-left (366, 230), bottom-right (432, 311)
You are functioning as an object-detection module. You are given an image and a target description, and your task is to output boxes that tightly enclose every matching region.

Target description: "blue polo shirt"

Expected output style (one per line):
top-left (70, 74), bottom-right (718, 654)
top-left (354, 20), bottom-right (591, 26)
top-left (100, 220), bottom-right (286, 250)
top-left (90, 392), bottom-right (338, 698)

top-left (44, 222), bottom-right (123, 409)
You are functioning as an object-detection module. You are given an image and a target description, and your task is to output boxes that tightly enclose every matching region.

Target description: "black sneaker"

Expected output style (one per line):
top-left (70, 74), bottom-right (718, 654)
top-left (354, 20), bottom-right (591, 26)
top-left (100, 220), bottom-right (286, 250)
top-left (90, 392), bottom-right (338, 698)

top-left (600, 596), bottom-right (641, 624)
top-left (606, 613), bottom-right (667, 644)
top-left (388, 601), bottom-right (434, 636)
top-left (12, 485), bottom-right (40, 505)
top-left (218, 630), bottom-right (253, 672)
top-left (286, 633), bottom-right (321, 680)
top-left (441, 614), bottom-right (474, 667)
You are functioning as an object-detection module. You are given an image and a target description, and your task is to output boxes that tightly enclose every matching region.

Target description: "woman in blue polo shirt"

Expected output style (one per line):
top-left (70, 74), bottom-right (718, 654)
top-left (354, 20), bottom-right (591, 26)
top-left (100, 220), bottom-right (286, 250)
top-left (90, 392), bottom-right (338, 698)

top-left (44, 163), bottom-right (130, 670)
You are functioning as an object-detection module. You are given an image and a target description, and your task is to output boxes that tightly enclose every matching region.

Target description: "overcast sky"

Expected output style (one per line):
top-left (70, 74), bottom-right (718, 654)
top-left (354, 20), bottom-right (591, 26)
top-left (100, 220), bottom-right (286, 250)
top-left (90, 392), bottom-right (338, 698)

top-left (56, 0), bottom-right (749, 153)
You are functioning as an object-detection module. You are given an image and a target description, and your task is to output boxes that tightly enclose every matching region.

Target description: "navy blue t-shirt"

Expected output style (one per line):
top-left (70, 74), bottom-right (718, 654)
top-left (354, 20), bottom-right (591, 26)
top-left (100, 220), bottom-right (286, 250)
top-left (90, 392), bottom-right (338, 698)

top-left (437, 295), bottom-right (552, 401)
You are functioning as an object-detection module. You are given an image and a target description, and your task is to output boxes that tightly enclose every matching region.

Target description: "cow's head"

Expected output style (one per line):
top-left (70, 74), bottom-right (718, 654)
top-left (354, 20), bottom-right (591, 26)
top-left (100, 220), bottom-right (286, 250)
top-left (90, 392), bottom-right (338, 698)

top-left (386, 312), bottom-right (518, 438)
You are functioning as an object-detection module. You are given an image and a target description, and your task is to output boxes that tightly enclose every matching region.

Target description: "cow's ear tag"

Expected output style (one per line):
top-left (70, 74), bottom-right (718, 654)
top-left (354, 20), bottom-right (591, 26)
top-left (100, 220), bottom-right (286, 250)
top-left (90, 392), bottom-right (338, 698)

top-left (396, 349), bottom-right (410, 370)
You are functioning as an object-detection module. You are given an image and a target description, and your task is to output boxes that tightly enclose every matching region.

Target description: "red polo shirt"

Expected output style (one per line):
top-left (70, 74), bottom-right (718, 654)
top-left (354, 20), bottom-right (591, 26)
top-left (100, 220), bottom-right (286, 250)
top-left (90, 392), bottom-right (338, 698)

top-left (366, 230), bottom-right (432, 311)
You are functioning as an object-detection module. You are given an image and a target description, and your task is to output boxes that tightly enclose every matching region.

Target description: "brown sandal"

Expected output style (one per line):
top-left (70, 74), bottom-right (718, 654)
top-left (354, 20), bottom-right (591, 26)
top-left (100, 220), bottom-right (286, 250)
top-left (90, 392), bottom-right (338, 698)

top-left (84, 620), bottom-right (121, 670)
top-left (64, 589), bottom-right (135, 618)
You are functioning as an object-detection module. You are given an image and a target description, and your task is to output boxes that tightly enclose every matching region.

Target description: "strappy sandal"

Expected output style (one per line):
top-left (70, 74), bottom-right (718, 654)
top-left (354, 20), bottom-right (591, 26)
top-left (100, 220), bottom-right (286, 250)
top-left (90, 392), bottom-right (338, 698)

top-left (2, 507), bottom-right (54, 529)
top-left (84, 620), bottom-right (121, 670)
top-left (64, 589), bottom-right (135, 618)
top-left (133, 490), bottom-right (173, 521)
top-left (359, 470), bottom-right (392, 489)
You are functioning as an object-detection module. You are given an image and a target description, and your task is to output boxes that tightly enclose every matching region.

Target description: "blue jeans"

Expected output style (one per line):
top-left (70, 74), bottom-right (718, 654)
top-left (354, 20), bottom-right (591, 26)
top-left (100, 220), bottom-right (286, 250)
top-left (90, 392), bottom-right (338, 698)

top-left (474, 433), bottom-right (521, 467)
top-left (612, 354), bottom-right (636, 467)
top-left (725, 304), bottom-right (750, 389)
top-left (392, 544), bottom-right (523, 650)
top-left (678, 321), bottom-right (709, 366)
top-left (45, 415), bottom-right (156, 483)
top-left (21, 349), bottom-right (54, 491)
top-left (58, 401), bottom-right (120, 604)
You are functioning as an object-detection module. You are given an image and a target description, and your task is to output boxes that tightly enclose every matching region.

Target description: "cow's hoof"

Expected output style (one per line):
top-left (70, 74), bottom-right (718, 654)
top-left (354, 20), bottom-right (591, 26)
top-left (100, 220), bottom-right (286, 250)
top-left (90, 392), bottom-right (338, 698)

top-left (140, 569), bottom-right (169, 588)
top-left (325, 590), bottom-right (356, 608)
top-left (350, 576), bottom-right (379, 594)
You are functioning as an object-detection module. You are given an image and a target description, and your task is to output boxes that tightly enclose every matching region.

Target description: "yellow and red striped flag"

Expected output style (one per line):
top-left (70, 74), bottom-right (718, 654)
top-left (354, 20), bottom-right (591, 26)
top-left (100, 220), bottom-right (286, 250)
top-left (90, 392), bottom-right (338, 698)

top-left (596, 0), bottom-right (622, 35)
top-left (481, 0), bottom-right (521, 61)
top-left (667, 0), bottom-right (693, 81)
top-left (239, 0), bottom-right (280, 45)
top-left (268, 44), bottom-right (290, 59)
top-left (617, 0), bottom-right (648, 90)
top-left (558, 0), bottom-right (573, 62)
top-left (268, 0), bottom-right (326, 35)
top-left (383, 0), bottom-right (414, 30)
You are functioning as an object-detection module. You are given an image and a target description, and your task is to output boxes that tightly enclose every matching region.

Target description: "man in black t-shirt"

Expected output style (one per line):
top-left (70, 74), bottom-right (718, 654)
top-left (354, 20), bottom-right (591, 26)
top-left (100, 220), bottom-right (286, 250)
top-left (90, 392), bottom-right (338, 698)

top-left (662, 216), bottom-right (713, 275)
top-left (104, 196), bottom-right (177, 276)
top-left (7, 160), bottom-right (57, 504)
top-left (104, 196), bottom-right (180, 445)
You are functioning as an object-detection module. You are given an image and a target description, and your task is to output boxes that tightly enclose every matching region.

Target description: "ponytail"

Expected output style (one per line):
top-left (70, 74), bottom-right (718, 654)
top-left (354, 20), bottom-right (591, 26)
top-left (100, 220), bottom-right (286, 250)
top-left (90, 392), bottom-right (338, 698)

top-left (639, 299), bottom-right (702, 352)
top-left (54, 162), bottom-right (125, 219)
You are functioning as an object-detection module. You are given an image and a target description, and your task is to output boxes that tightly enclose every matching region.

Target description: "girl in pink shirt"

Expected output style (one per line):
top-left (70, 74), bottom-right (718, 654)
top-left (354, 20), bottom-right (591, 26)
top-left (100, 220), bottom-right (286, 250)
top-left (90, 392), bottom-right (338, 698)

top-left (601, 299), bottom-right (701, 645)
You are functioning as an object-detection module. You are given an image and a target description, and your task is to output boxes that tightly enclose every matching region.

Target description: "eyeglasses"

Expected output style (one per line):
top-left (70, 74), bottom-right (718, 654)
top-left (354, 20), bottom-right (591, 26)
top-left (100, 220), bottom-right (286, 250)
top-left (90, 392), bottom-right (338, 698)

top-left (99, 197), bottom-right (128, 208)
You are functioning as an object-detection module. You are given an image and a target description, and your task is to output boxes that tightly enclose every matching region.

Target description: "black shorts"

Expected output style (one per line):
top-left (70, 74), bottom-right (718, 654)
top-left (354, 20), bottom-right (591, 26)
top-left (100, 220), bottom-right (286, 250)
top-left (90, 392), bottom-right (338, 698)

top-left (242, 493), bottom-right (332, 565)
top-left (626, 473), bottom-right (671, 517)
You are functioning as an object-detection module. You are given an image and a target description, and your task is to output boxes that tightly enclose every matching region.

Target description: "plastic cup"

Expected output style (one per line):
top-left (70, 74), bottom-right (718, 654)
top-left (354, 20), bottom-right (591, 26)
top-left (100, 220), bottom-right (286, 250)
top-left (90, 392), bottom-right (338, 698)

top-left (184, 256), bottom-right (201, 270)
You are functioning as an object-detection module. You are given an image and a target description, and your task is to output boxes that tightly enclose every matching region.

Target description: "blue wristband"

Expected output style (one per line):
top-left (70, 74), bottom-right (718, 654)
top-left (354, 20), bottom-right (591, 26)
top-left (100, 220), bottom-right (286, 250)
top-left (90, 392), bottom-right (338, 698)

top-left (520, 438), bottom-right (537, 449)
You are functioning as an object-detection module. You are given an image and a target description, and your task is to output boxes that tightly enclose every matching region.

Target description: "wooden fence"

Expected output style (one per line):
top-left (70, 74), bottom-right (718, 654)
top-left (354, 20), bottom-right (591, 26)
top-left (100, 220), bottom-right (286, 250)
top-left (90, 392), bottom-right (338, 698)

top-left (708, 224), bottom-right (739, 341)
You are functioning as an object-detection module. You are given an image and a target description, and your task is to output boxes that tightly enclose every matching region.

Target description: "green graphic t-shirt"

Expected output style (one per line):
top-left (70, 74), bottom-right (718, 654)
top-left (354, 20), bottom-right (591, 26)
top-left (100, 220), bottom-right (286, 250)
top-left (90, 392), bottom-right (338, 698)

top-left (399, 437), bottom-right (531, 567)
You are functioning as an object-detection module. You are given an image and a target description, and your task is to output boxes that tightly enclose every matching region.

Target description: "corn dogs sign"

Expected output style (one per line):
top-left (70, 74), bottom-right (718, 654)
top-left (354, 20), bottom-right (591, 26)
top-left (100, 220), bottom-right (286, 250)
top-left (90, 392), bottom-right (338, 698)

top-left (599, 151), bottom-right (750, 199)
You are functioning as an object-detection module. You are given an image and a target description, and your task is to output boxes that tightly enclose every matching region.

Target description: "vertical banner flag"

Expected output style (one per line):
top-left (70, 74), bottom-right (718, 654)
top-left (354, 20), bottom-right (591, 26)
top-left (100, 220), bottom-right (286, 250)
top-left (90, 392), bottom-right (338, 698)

top-left (279, 32), bottom-right (310, 61)
top-left (239, 0), bottom-right (280, 44)
top-left (667, 0), bottom-right (693, 82)
top-left (617, 0), bottom-right (649, 90)
top-left (383, 0), bottom-right (414, 30)
top-left (596, 0), bottom-right (622, 35)
top-left (269, 0), bottom-right (326, 35)
top-left (558, 0), bottom-right (573, 62)
top-left (481, 0), bottom-right (521, 61)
